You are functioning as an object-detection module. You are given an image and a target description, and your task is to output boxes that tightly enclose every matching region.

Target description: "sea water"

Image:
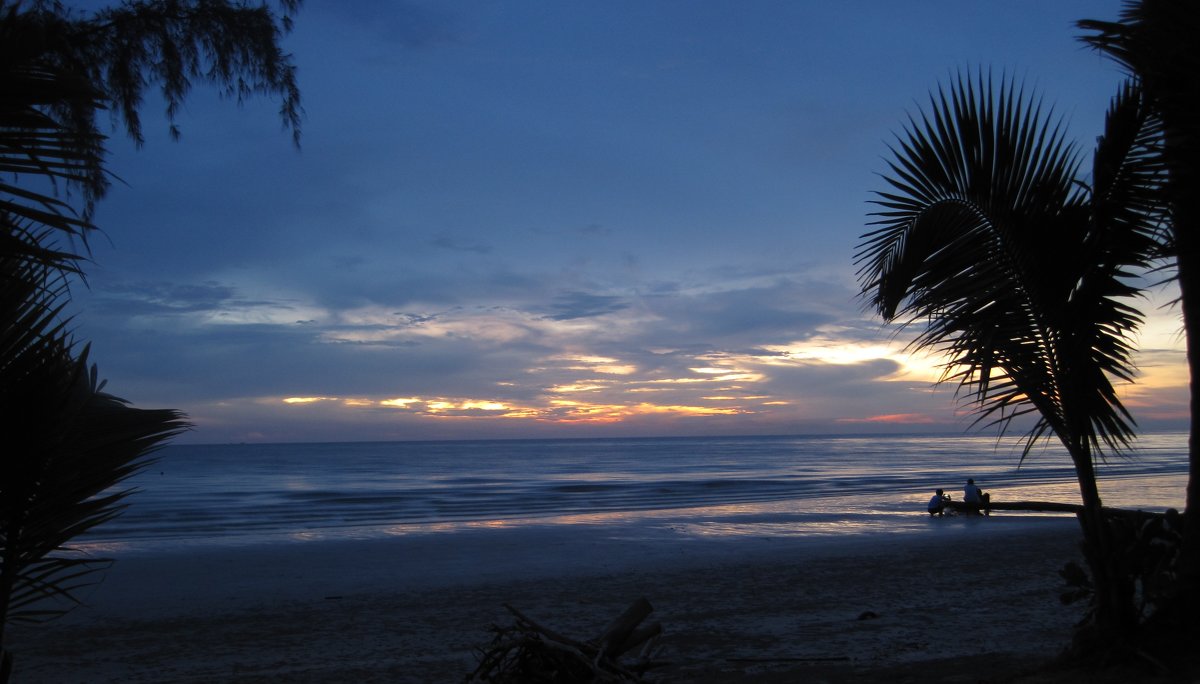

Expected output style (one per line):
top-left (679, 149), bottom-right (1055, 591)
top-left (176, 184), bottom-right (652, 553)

top-left (84, 432), bottom-right (1189, 552)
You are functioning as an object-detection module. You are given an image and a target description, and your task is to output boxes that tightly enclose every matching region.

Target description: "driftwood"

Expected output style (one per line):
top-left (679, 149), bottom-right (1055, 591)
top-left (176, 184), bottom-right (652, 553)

top-left (944, 499), bottom-right (1067, 515)
top-left (727, 656), bottom-right (850, 663)
top-left (466, 599), bottom-right (664, 683)
top-left (943, 499), bottom-right (1174, 521)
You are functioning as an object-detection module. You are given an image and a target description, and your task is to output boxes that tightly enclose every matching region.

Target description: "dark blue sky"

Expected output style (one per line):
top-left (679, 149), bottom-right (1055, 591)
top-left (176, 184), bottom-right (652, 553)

top-left (68, 0), bottom-right (1186, 443)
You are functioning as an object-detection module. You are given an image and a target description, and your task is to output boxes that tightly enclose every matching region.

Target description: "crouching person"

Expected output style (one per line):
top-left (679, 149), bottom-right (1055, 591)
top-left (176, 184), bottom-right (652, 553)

top-left (928, 488), bottom-right (949, 516)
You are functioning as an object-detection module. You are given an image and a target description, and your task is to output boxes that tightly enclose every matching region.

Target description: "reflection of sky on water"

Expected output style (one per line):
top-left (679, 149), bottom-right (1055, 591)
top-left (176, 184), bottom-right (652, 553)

top-left (72, 434), bottom-right (1189, 554)
top-left (82, 467), bottom-right (1189, 554)
top-left (74, 471), bottom-right (1185, 555)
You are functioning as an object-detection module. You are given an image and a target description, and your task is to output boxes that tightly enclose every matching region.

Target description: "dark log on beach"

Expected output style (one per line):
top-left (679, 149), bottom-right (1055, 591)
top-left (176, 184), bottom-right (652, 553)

top-left (727, 656), bottom-right (851, 663)
top-left (595, 597), bottom-right (654, 657)
top-left (944, 500), bottom-right (1174, 520)
top-left (944, 500), bottom-right (1079, 514)
top-left (984, 500), bottom-right (1081, 513)
top-left (467, 598), bottom-right (663, 683)
top-left (616, 621), bottom-right (663, 659)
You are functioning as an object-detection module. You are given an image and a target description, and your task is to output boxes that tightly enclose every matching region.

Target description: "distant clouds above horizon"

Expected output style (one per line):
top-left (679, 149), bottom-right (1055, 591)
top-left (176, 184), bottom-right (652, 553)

top-left (68, 0), bottom-right (1188, 443)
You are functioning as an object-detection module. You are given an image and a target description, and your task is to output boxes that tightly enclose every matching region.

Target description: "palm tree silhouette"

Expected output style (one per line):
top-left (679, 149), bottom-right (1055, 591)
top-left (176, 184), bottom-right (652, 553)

top-left (1079, 0), bottom-right (1200, 616)
top-left (0, 14), bottom-right (186, 680)
top-left (856, 72), bottom-right (1161, 642)
top-left (1, 2), bottom-right (301, 679)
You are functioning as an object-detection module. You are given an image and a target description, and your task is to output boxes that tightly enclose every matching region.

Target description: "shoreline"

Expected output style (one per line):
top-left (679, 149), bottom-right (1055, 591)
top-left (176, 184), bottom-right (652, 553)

top-left (8, 517), bottom-right (1087, 682)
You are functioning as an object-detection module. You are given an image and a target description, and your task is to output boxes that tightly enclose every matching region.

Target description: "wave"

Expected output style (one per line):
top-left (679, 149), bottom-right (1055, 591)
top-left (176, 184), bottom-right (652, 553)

top-left (83, 432), bottom-right (1190, 545)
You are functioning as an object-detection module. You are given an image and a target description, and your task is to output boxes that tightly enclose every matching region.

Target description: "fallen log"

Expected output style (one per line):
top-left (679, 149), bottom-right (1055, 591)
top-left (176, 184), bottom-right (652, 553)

top-left (616, 622), bottom-right (663, 660)
top-left (943, 499), bottom-right (1173, 521)
top-left (944, 499), bottom-right (1078, 514)
top-left (595, 597), bottom-right (654, 658)
top-left (727, 656), bottom-right (851, 663)
top-left (467, 599), bottom-right (664, 683)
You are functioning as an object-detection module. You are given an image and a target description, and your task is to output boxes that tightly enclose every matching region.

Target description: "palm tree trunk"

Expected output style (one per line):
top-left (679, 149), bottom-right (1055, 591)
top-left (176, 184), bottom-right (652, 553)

top-left (1170, 170), bottom-right (1200, 612)
top-left (0, 523), bottom-right (14, 684)
top-left (1069, 442), bottom-right (1137, 645)
top-left (1147, 91), bottom-right (1200, 612)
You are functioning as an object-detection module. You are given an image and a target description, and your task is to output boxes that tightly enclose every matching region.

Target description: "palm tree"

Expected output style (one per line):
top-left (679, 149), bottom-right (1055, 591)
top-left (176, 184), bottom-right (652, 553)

top-left (1, 2), bottom-right (302, 679)
top-left (1079, 0), bottom-right (1200, 610)
top-left (856, 72), bottom-right (1162, 643)
top-left (0, 235), bottom-right (187, 681)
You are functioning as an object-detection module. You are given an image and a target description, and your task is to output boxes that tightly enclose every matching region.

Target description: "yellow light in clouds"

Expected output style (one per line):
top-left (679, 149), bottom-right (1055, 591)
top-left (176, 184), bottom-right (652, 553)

top-left (713, 372), bottom-right (762, 382)
top-left (762, 338), bottom-right (942, 382)
top-left (636, 403), bottom-right (742, 416)
top-left (763, 341), bottom-right (893, 364)
top-left (423, 399), bottom-right (511, 413)
top-left (545, 399), bottom-right (741, 422)
top-left (381, 397), bottom-right (421, 408)
top-left (594, 364), bottom-right (637, 375)
top-left (556, 354), bottom-right (638, 375)
top-left (563, 405), bottom-right (626, 419)
top-left (644, 371), bottom-right (763, 385)
top-left (460, 400), bottom-right (508, 411)
top-left (283, 396), bottom-right (335, 404)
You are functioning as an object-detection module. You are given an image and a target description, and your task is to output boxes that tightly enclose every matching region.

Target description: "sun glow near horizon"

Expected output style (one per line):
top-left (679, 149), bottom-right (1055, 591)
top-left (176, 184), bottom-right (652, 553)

top-left (257, 312), bottom-right (1189, 442)
top-left (223, 287), bottom-right (1190, 442)
top-left (270, 331), bottom-right (961, 433)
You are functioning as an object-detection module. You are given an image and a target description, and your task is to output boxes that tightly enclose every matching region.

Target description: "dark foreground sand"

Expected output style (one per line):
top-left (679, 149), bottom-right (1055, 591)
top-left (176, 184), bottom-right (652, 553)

top-left (6, 518), bottom-right (1113, 682)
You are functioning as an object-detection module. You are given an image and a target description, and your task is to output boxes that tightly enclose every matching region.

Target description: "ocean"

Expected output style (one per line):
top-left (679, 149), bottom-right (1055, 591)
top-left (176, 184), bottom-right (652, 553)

top-left (85, 431), bottom-right (1190, 553)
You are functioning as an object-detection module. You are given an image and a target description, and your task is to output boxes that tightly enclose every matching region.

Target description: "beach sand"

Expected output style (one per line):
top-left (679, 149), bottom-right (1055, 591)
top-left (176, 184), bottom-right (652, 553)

top-left (7, 517), bottom-right (1094, 683)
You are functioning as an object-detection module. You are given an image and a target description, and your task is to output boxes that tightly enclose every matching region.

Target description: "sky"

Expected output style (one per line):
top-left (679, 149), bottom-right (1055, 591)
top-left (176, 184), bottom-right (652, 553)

top-left (66, 0), bottom-right (1189, 444)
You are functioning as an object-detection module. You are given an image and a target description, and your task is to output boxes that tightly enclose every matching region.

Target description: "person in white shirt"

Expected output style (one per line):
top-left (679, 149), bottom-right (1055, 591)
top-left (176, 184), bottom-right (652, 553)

top-left (964, 478), bottom-right (982, 504)
top-left (963, 478), bottom-right (989, 515)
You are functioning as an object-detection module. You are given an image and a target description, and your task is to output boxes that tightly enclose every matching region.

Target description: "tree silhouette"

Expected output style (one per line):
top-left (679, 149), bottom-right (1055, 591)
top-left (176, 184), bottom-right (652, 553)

top-left (1079, 0), bottom-right (1200, 620)
top-left (856, 72), bottom-right (1161, 645)
top-left (0, 1), bottom-right (302, 679)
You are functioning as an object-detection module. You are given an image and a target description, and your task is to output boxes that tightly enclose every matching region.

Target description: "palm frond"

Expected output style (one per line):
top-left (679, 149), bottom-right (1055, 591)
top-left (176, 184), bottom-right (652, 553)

top-left (0, 0), bottom-right (303, 651)
top-left (856, 72), bottom-right (1149, 462)
top-left (1, 241), bottom-right (188, 626)
top-left (1090, 80), bottom-right (1170, 262)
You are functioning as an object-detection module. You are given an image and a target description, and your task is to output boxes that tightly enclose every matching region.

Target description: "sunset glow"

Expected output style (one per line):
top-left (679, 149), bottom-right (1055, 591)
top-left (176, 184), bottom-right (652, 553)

top-left (257, 308), bottom-right (1185, 442)
top-left (72, 0), bottom-right (1184, 444)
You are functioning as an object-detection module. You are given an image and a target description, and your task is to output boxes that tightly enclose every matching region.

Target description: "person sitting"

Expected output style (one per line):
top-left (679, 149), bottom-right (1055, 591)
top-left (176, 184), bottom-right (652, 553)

top-left (963, 478), bottom-right (989, 515)
top-left (928, 488), bottom-right (949, 516)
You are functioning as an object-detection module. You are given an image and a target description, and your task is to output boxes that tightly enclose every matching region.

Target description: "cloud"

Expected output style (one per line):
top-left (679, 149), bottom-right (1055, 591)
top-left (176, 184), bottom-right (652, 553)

top-left (837, 413), bottom-right (938, 425)
top-left (71, 227), bottom-right (1186, 445)
top-left (89, 281), bottom-right (239, 315)
top-left (538, 291), bottom-right (630, 321)
top-left (73, 272), bottom-right (867, 419)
